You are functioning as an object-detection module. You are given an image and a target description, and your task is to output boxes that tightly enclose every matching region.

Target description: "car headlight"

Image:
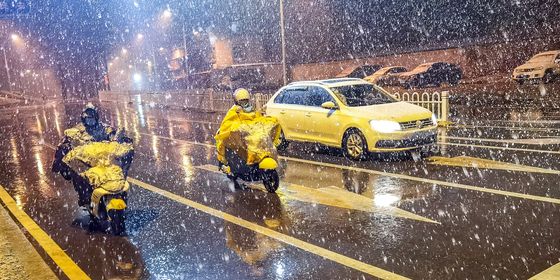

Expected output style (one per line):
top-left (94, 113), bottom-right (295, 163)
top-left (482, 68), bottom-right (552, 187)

top-left (431, 114), bottom-right (437, 125)
top-left (370, 120), bottom-right (401, 133)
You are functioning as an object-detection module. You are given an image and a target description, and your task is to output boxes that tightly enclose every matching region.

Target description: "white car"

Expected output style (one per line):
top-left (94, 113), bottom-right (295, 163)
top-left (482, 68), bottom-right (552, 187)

top-left (513, 50), bottom-right (560, 84)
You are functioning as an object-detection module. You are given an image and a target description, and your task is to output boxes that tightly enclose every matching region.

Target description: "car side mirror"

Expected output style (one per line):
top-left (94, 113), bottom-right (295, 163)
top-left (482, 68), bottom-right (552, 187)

top-left (321, 101), bottom-right (337, 110)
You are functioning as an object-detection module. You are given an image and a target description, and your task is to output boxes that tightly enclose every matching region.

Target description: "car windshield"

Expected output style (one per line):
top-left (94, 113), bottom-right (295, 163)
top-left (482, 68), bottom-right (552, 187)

top-left (330, 84), bottom-right (397, 107)
top-left (374, 68), bottom-right (391, 75)
top-left (529, 54), bottom-right (555, 63)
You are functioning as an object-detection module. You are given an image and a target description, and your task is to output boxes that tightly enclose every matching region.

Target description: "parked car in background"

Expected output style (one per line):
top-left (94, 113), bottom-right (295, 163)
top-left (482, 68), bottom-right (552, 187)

top-left (512, 50), bottom-right (560, 84)
top-left (265, 78), bottom-right (438, 160)
top-left (396, 62), bottom-right (462, 89)
top-left (364, 66), bottom-right (408, 86)
top-left (336, 64), bottom-right (382, 79)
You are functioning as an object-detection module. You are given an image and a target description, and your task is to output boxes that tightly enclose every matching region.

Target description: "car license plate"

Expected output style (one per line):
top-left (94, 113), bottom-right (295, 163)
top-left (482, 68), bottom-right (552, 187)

top-left (412, 131), bottom-right (435, 139)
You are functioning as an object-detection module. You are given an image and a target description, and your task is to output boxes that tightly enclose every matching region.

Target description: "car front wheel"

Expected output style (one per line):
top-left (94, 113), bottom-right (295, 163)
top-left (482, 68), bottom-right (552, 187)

top-left (343, 129), bottom-right (368, 160)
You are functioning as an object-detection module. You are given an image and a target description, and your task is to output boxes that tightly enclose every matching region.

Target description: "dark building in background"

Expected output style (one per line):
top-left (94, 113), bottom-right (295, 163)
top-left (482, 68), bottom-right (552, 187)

top-left (2, 0), bottom-right (560, 96)
top-left (285, 0), bottom-right (560, 64)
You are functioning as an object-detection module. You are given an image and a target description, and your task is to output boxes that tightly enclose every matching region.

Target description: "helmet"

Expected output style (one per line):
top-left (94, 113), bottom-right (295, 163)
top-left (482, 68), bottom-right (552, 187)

top-left (233, 88), bottom-right (253, 112)
top-left (233, 88), bottom-right (250, 104)
top-left (81, 103), bottom-right (99, 128)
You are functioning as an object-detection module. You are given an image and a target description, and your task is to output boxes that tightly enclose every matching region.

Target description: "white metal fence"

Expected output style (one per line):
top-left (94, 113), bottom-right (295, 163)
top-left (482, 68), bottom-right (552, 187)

top-left (391, 91), bottom-right (449, 122)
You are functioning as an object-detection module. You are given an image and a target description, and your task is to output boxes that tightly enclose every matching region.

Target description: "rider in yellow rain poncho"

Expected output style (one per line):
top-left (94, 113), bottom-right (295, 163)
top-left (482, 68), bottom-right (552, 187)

top-left (52, 103), bottom-right (134, 207)
top-left (62, 141), bottom-right (133, 216)
top-left (215, 88), bottom-right (281, 173)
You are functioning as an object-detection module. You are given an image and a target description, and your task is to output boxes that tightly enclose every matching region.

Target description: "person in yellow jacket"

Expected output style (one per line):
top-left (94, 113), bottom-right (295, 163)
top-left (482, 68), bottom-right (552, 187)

top-left (215, 88), bottom-right (262, 174)
top-left (215, 88), bottom-right (280, 175)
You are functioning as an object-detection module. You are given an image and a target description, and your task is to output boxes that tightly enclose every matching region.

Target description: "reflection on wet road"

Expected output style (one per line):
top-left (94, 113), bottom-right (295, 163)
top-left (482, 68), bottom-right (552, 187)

top-left (0, 100), bottom-right (559, 279)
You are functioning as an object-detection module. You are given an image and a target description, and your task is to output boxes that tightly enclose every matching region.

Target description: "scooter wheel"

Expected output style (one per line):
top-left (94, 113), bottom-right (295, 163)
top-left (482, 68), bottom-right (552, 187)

top-left (108, 209), bottom-right (126, 236)
top-left (262, 170), bottom-right (279, 193)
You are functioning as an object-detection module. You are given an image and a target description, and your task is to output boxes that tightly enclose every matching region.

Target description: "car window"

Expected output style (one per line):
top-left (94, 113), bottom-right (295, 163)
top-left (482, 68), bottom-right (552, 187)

top-left (274, 90), bottom-right (286, 103)
top-left (330, 84), bottom-right (397, 107)
top-left (390, 67), bottom-right (406, 74)
top-left (305, 87), bottom-right (334, 107)
top-left (277, 88), bottom-right (307, 105)
top-left (555, 54), bottom-right (560, 63)
top-left (529, 54), bottom-right (555, 63)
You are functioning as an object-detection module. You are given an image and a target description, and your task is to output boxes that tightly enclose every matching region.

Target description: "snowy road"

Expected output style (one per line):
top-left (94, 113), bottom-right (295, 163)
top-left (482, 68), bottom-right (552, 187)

top-left (0, 100), bottom-right (559, 279)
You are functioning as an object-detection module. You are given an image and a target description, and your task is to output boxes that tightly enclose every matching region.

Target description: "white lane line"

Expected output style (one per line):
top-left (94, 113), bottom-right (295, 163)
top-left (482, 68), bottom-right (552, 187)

top-left (448, 124), bottom-right (559, 131)
top-left (444, 136), bottom-right (560, 145)
top-left (129, 177), bottom-right (411, 280)
top-left (440, 141), bottom-right (560, 155)
top-left (137, 132), bottom-right (560, 205)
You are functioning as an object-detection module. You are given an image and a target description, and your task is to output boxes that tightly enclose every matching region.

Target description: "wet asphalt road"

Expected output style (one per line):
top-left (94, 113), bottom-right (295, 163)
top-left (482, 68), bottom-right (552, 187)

top-left (0, 94), bottom-right (559, 279)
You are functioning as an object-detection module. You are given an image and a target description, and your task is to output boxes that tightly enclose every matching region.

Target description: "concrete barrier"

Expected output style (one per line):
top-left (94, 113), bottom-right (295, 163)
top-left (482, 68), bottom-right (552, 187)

top-left (98, 89), bottom-right (275, 113)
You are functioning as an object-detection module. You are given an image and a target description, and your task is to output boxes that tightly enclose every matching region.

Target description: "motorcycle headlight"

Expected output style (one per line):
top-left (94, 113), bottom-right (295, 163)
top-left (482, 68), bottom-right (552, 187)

top-left (370, 120), bottom-right (401, 133)
top-left (431, 114), bottom-right (437, 126)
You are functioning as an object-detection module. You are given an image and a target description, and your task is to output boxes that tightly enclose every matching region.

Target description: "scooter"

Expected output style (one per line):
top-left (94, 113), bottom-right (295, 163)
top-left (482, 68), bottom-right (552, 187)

top-left (223, 148), bottom-right (279, 193)
top-left (59, 141), bottom-right (133, 235)
top-left (216, 117), bottom-right (281, 193)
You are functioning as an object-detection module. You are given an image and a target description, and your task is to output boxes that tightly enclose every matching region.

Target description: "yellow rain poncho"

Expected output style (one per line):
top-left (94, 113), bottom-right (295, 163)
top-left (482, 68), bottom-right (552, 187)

top-left (63, 142), bottom-right (133, 215)
top-left (63, 123), bottom-right (115, 147)
top-left (215, 105), bottom-right (281, 166)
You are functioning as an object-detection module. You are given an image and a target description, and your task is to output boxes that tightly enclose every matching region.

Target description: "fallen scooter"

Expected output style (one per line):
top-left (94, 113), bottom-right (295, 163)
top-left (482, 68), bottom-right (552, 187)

top-left (216, 117), bottom-right (281, 193)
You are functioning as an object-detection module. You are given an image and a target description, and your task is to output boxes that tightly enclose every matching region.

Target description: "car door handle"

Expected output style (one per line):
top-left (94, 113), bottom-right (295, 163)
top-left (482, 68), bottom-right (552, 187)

top-left (305, 112), bottom-right (312, 117)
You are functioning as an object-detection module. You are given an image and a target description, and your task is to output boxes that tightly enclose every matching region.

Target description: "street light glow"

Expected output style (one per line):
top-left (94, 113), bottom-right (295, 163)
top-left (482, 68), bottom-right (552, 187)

top-left (137, 33), bottom-right (144, 40)
top-left (133, 73), bottom-right (142, 83)
top-left (121, 48), bottom-right (127, 54)
top-left (162, 9), bottom-right (172, 18)
top-left (10, 34), bottom-right (19, 41)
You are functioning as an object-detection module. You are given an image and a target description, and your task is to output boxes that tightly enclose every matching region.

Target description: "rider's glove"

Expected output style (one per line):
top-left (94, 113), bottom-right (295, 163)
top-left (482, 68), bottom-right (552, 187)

top-left (220, 164), bottom-right (232, 176)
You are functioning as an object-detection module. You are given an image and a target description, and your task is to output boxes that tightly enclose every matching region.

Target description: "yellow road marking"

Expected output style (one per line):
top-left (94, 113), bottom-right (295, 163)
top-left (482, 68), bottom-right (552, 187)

top-left (137, 133), bottom-right (560, 204)
top-left (440, 141), bottom-right (560, 155)
top-left (196, 164), bottom-right (438, 224)
top-left (529, 262), bottom-right (560, 279)
top-left (428, 156), bottom-right (560, 175)
top-left (0, 185), bottom-right (90, 280)
top-left (127, 177), bottom-right (410, 280)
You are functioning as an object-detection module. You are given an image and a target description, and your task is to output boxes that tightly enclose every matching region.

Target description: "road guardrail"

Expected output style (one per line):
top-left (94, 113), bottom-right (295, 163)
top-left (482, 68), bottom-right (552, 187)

top-left (391, 91), bottom-right (449, 122)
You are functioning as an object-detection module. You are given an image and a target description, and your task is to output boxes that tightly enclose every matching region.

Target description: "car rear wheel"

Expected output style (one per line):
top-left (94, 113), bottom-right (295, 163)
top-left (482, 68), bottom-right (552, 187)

top-left (543, 70), bottom-right (554, 84)
top-left (343, 129), bottom-right (368, 161)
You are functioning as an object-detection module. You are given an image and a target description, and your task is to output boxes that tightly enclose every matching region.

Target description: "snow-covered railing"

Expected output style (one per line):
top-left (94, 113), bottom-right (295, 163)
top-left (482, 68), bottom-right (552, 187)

top-left (391, 91), bottom-right (449, 122)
